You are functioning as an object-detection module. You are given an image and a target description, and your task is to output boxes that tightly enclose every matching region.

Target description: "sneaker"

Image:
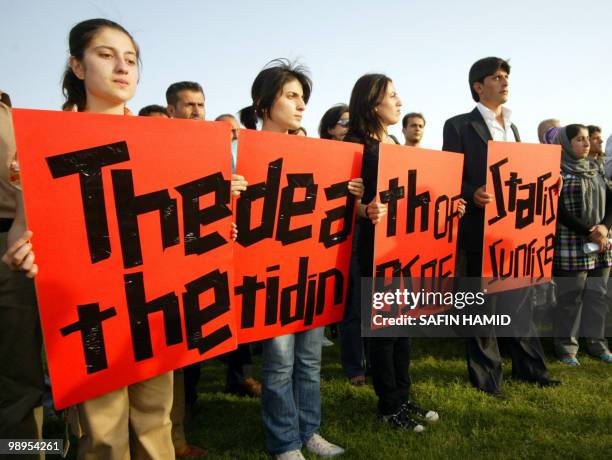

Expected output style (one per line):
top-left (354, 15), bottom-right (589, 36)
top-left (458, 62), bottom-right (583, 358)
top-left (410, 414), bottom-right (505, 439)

top-left (322, 336), bottom-right (334, 347)
top-left (400, 401), bottom-right (439, 423)
top-left (275, 450), bottom-right (305, 460)
top-left (382, 412), bottom-right (425, 433)
top-left (305, 433), bottom-right (345, 457)
top-left (597, 353), bottom-right (612, 363)
top-left (560, 355), bottom-right (580, 366)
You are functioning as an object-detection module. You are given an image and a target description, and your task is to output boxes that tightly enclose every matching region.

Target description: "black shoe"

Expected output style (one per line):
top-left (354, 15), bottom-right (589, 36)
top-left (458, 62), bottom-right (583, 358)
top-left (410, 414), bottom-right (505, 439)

top-left (382, 412), bottom-right (425, 432)
top-left (399, 401), bottom-right (439, 423)
top-left (536, 378), bottom-right (562, 388)
top-left (479, 388), bottom-right (507, 400)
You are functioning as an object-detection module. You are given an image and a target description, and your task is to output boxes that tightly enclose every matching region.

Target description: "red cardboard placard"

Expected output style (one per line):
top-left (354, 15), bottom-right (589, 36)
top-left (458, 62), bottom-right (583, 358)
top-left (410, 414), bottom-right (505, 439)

top-left (233, 129), bottom-right (363, 343)
top-left (372, 144), bottom-right (464, 323)
top-left (13, 109), bottom-right (238, 409)
top-left (482, 141), bottom-right (561, 293)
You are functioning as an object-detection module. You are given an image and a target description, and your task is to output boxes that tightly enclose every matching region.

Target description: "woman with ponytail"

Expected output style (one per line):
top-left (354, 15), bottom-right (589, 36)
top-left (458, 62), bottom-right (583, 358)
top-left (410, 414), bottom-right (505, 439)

top-left (6, 18), bottom-right (176, 460)
top-left (235, 59), bottom-right (363, 459)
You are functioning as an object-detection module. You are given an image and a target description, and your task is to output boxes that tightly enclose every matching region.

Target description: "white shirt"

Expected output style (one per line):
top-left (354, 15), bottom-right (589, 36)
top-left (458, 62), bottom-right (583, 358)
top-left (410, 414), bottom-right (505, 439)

top-left (476, 102), bottom-right (516, 142)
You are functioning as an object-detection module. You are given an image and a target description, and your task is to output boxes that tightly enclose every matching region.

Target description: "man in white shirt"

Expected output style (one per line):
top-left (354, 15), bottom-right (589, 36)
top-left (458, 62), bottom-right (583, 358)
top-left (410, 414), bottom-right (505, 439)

top-left (442, 57), bottom-right (559, 396)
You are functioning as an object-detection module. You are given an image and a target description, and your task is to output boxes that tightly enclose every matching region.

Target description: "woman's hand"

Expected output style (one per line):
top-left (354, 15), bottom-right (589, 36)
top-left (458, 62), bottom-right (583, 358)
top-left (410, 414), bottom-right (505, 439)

top-left (589, 224), bottom-right (608, 243)
top-left (231, 222), bottom-right (238, 241)
top-left (231, 174), bottom-right (248, 197)
top-left (2, 230), bottom-right (38, 278)
top-left (348, 178), bottom-right (364, 199)
top-left (365, 199), bottom-right (387, 225)
top-left (597, 238), bottom-right (612, 254)
top-left (456, 198), bottom-right (467, 217)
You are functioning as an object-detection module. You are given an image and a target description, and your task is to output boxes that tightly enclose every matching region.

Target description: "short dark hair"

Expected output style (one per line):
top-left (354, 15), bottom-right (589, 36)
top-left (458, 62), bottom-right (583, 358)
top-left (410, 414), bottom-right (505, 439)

top-left (319, 104), bottom-right (348, 139)
top-left (468, 57), bottom-right (511, 102)
top-left (402, 112), bottom-right (426, 129)
top-left (347, 73), bottom-right (392, 140)
top-left (239, 58), bottom-right (312, 130)
top-left (166, 81), bottom-right (204, 107)
top-left (289, 126), bottom-right (307, 136)
top-left (566, 124), bottom-right (588, 141)
top-left (138, 104), bottom-right (168, 117)
top-left (588, 125), bottom-right (602, 136)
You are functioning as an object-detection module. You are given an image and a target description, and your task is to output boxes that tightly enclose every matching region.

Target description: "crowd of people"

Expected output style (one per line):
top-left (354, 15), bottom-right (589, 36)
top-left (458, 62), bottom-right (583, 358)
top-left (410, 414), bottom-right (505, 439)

top-left (1, 17), bottom-right (611, 460)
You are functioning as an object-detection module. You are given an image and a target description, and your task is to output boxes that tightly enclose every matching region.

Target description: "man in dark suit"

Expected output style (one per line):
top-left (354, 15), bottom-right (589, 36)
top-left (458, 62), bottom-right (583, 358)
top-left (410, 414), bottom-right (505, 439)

top-left (442, 57), bottom-right (559, 396)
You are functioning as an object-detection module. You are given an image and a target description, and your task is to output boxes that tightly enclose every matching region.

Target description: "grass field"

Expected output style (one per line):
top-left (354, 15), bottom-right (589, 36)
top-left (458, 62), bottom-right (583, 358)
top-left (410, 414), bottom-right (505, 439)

top-left (46, 338), bottom-right (612, 459)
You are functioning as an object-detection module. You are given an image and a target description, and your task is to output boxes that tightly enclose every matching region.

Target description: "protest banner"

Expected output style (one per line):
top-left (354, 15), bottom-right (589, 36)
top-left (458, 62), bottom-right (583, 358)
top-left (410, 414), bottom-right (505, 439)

top-left (370, 144), bottom-right (464, 329)
top-left (482, 141), bottom-right (561, 293)
top-left (233, 129), bottom-right (363, 343)
top-left (13, 109), bottom-right (238, 409)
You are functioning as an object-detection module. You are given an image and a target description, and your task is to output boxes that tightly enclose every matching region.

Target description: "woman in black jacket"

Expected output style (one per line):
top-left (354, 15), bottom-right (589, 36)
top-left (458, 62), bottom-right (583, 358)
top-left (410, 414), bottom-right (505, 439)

top-left (343, 73), bottom-right (439, 432)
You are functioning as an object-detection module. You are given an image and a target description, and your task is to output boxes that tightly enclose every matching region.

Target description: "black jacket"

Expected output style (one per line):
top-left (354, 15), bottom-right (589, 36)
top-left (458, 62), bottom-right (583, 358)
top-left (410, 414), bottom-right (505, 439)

top-left (442, 107), bottom-right (520, 253)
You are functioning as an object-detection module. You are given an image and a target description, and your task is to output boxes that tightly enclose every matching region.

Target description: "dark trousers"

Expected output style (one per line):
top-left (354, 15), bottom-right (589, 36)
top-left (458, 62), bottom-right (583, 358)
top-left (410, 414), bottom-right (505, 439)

top-left (370, 337), bottom-right (411, 415)
top-left (340, 252), bottom-right (368, 379)
top-left (459, 249), bottom-right (548, 394)
top-left (222, 343), bottom-right (253, 387)
top-left (183, 363), bottom-right (201, 409)
top-left (0, 232), bottom-right (44, 452)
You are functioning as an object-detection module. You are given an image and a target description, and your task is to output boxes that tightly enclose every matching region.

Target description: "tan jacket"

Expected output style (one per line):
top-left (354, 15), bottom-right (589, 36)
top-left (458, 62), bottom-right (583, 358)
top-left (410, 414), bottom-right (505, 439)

top-left (0, 91), bottom-right (17, 218)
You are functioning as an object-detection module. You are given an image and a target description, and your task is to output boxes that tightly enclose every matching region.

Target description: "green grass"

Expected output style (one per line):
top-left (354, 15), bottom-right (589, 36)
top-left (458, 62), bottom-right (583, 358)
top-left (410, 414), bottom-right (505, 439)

top-left (45, 338), bottom-right (612, 459)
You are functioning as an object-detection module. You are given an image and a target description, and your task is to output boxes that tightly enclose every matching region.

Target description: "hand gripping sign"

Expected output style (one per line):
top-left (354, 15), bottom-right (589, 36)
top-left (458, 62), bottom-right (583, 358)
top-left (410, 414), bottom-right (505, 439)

top-left (482, 141), bottom-right (561, 293)
top-left (13, 109), bottom-right (237, 408)
top-left (233, 129), bottom-right (363, 343)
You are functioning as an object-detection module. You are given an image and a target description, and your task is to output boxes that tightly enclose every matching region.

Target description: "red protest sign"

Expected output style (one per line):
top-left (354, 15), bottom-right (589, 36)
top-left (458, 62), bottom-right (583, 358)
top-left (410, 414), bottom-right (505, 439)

top-left (233, 129), bottom-right (363, 343)
top-left (13, 109), bottom-right (238, 409)
top-left (371, 145), bottom-right (464, 326)
top-left (482, 141), bottom-right (561, 293)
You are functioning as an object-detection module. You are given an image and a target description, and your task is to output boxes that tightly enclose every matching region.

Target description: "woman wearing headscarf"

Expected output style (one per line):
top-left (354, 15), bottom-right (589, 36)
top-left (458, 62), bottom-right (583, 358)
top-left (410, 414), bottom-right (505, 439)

top-left (553, 124), bottom-right (612, 365)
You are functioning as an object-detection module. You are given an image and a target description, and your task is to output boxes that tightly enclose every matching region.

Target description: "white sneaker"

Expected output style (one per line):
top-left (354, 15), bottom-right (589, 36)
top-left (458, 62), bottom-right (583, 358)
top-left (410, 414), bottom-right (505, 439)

top-left (275, 449), bottom-right (305, 460)
top-left (321, 337), bottom-right (334, 347)
top-left (305, 433), bottom-right (345, 457)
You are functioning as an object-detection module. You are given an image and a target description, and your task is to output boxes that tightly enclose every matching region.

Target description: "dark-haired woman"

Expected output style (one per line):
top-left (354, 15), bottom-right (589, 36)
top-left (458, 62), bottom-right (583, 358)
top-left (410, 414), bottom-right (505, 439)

top-left (4, 19), bottom-right (176, 459)
top-left (319, 104), bottom-right (349, 141)
top-left (344, 74), bottom-right (439, 432)
top-left (552, 124), bottom-right (612, 365)
top-left (237, 60), bottom-right (362, 459)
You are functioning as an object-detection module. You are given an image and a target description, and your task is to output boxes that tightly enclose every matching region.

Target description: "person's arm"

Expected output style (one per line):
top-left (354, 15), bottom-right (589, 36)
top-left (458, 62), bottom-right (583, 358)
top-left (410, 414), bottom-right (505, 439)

top-left (600, 188), bottom-right (612, 229)
top-left (3, 195), bottom-right (38, 277)
top-left (557, 196), bottom-right (590, 235)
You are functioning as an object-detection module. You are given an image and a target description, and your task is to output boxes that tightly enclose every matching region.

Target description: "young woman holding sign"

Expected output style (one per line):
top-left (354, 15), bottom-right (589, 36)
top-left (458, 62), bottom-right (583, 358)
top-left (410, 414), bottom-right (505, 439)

top-left (237, 59), bottom-right (363, 459)
top-left (343, 74), bottom-right (440, 432)
top-left (552, 124), bottom-right (612, 365)
top-left (4, 18), bottom-right (178, 459)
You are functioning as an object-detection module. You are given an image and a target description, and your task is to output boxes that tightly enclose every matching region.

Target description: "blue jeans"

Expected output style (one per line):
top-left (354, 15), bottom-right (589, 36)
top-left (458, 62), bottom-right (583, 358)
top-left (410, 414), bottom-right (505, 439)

top-left (261, 327), bottom-right (323, 454)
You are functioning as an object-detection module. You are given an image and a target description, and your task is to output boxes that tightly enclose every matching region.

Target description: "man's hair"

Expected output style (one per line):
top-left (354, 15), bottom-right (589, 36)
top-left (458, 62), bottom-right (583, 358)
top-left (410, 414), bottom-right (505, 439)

top-left (138, 104), bottom-right (169, 117)
top-left (289, 126), bottom-right (307, 136)
top-left (215, 113), bottom-right (237, 122)
top-left (166, 81), bottom-right (204, 106)
top-left (402, 112), bottom-right (426, 129)
top-left (588, 125), bottom-right (602, 136)
top-left (468, 57), bottom-right (511, 102)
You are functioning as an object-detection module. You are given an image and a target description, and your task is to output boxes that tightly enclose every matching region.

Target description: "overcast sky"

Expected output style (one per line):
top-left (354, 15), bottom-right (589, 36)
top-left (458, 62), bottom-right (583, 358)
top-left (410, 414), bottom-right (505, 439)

top-left (3, 0), bottom-right (610, 147)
